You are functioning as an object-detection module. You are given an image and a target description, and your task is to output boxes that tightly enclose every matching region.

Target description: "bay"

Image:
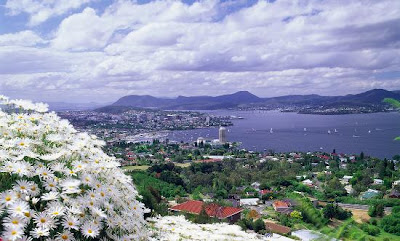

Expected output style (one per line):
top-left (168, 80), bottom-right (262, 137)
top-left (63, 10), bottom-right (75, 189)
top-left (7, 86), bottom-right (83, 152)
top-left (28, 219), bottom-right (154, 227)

top-left (167, 110), bottom-right (400, 159)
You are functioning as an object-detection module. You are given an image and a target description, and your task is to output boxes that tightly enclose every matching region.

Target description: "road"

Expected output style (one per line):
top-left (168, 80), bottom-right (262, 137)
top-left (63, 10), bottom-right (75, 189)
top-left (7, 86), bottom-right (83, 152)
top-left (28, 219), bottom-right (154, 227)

top-left (337, 203), bottom-right (392, 212)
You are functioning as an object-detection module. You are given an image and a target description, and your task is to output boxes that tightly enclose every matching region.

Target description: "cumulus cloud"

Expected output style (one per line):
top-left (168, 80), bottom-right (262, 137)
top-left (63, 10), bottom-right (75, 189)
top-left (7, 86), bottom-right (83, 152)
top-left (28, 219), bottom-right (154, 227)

top-left (1, 0), bottom-right (400, 102)
top-left (0, 31), bottom-right (46, 47)
top-left (5, 0), bottom-right (95, 26)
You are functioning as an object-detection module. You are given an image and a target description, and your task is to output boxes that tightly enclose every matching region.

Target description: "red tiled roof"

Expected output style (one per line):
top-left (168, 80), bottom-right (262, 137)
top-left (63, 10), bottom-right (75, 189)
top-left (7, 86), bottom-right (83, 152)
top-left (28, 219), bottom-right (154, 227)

top-left (170, 200), bottom-right (242, 219)
top-left (273, 201), bottom-right (289, 208)
top-left (265, 221), bottom-right (291, 234)
top-left (259, 189), bottom-right (273, 195)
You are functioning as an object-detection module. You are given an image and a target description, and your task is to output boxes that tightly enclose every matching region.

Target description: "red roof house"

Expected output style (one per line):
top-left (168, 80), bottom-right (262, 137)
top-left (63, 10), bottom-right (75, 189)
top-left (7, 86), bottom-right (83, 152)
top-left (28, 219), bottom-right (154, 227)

top-left (169, 200), bottom-right (242, 223)
top-left (272, 200), bottom-right (292, 214)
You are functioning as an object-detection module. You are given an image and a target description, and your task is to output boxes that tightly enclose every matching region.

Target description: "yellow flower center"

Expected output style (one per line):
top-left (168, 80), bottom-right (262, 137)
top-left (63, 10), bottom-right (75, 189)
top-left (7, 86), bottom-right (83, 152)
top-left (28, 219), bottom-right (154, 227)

top-left (88, 229), bottom-right (92, 234)
top-left (40, 218), bottom-right (46, 223)
top-left (12, 220), bottom-right (19, 224)
top-left (62, 234), bottom-right (68, 240)
top-left (11, 230), bottom-right (17, 235)
top-left (5, 196), bottom-right (11, 201)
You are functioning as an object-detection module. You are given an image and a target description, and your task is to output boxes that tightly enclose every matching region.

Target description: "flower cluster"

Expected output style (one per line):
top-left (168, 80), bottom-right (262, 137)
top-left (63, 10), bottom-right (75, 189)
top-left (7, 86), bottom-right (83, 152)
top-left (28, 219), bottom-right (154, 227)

top-left (0, 96), bottom-right (148, 240)
top-left (149, 216), bottom-right (270, 241)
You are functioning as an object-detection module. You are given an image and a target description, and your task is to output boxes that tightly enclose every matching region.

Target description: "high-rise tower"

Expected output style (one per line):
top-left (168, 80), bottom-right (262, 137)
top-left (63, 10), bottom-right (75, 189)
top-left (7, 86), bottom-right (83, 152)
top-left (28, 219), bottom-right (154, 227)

top-left (219, 126), bottom-right (227, 143)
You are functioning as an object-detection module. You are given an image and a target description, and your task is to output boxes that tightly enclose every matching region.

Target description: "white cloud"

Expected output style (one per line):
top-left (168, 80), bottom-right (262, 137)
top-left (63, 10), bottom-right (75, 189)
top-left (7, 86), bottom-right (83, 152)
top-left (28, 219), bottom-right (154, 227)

top-left (0, 31), bottom-right (46, 47)
top-left (1, 0), bottom-right (400, 102)
top-left (5, 0), bottom-right (95, 26)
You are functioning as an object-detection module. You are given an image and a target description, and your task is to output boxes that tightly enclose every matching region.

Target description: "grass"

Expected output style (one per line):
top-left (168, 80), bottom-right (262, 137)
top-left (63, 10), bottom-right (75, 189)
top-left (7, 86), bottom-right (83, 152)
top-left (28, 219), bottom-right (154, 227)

top-left (319, 218), bottom-right (400, 241)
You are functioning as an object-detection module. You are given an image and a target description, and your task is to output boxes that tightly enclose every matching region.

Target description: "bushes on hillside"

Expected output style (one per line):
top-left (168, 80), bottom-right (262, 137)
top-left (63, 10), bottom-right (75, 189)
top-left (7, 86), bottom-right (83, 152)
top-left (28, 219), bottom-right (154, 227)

top-left (380, 205), bottom-right (400, 235)
top-left (322, 204), bottom-right (352, 220)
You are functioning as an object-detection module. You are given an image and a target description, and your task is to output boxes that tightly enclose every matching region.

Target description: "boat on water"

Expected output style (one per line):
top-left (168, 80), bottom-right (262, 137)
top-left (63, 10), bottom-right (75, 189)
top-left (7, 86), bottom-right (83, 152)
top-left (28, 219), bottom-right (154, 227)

top-left (334, 129), bottom-right (338, 133)
top-left (270, 128), bottom-right (273, 134)
top-left (304, 128), bottom-right (307, 132)
top-left (353, 135), bottom-right (360, 138)
top-left (328, 130), bottom-right (331, 134)
top-left (368, 130), bottom-right (371, 134)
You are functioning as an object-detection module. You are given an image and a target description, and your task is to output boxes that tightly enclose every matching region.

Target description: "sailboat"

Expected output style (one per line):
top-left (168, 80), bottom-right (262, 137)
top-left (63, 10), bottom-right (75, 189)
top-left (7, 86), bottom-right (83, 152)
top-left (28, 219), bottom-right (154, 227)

top-left (368, 130), bottom-right (371, 134)
top-left (328, 130), bottom-right (331, 134)
top-left (270, 128), bottom-right (273, 134)
top-left (334, 129), bottom-right (338, 133)
top-left (304, 128), bottom-right (307, 132)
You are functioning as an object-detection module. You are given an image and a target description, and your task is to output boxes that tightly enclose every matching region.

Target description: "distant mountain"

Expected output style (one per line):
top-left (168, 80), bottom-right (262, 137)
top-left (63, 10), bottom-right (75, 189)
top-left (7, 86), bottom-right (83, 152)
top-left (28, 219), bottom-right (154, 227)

top-left (99, 89), bottom-right (400, 112)
top-left (112, 91), bottom-right (262, 110)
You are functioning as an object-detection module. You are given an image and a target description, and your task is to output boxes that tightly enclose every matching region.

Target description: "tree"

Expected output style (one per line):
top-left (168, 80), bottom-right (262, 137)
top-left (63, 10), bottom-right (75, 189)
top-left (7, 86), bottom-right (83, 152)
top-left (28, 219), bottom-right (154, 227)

top-left (247, 209), bottom-right (260, 219)
top-left (323, 204), bottom-right (336, 219)
top-left (290, 210), bottom-right (303, 220)
top-left (368, 203), bottom-right (384, 217)
top-left (380, 206), bottom-right (400, 235)
top-left (253, 219), bottom-right (266, 233)
top-left (194, 205), bottom-right (211, 224)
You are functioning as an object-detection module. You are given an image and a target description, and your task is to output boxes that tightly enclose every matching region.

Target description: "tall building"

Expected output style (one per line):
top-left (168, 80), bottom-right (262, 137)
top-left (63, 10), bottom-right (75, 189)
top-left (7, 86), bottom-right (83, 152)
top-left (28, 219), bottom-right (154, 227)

top-left (219, 126), bottom-right (227, 143)
top-left (205, 116), bottom-right (210, 126)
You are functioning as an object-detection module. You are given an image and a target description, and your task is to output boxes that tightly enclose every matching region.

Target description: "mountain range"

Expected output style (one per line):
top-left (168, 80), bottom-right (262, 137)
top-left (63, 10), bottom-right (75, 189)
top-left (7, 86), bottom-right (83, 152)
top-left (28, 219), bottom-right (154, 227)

top-left (104, 89), bottom-right (400, 111)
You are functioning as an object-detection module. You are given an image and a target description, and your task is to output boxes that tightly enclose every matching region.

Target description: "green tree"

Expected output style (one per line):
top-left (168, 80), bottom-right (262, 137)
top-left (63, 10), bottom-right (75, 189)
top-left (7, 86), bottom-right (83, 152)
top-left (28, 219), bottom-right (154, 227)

top-left (253, 219), bottom-right (266, 233)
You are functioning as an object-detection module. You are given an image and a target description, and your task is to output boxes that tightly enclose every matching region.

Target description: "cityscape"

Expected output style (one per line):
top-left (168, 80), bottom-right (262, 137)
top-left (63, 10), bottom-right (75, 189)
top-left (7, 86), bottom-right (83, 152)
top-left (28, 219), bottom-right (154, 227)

top-left (1, 0), bottom-right (400, 241)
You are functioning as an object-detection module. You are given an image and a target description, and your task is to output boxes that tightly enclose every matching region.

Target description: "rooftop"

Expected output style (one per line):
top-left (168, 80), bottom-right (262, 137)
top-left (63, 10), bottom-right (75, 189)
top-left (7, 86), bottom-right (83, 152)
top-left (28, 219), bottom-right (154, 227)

top-left (170, 200), bottom-right (242, 219)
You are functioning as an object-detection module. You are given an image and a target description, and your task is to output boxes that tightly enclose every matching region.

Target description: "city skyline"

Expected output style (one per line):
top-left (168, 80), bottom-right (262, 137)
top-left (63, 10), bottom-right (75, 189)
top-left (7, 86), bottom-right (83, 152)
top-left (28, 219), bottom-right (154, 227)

top-left (1, 0), bottom-right (400, 103)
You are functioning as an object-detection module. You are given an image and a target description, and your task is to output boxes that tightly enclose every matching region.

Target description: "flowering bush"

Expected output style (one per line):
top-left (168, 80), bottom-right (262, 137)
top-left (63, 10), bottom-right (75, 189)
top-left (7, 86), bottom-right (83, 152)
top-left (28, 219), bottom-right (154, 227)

top-left (0, 96), bottom-right (148, 240)
top-left (149, 216), bottom-right (270, 241)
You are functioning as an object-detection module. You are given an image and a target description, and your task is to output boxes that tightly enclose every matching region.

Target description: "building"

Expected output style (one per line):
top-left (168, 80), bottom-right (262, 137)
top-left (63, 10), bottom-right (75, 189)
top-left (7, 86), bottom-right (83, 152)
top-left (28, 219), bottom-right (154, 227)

top-left (302, 179), bottom-right (313, 187)
top-left (265, 221), bottom-right (291, 235)
top-left (389, 190), bottom-right (400, 199)
top-left (342, 175), bottom-right (353, 184)
top-left (205, 116), bottom-right (210, 126)
top-left (240, 198), bottom-right (260, 206)
top-left (196, 137), bottom-right (205, 146)
top-left (360, 189), bottom-right (380, 200)
top-left (373, 179), bottom-right (383, 185)
top-left (392, 180), bottom-right (400, 188)
top-left (219, 126), bottom-right (227, 143)
top-left (273, 200), bottom-right (292, 214)
top-left (169, 200), bottom-right (242, 223)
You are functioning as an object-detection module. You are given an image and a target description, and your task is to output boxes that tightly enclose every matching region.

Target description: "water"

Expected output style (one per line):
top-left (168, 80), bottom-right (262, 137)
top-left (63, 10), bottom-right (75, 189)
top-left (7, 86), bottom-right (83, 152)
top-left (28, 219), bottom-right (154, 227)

top-left (168, 110), bottom-right (400, 159)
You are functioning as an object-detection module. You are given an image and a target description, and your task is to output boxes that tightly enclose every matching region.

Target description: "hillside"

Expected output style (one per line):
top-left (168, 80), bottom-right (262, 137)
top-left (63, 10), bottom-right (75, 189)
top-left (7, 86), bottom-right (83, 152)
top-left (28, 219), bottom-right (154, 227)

top-left (99, 89), bottom-right (400, 112)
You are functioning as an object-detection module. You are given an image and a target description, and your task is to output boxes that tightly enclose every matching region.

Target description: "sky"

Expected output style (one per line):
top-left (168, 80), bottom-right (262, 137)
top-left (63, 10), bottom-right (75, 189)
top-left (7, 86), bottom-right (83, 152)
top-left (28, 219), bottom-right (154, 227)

top-left (0, 0), bottom-right (399, 103)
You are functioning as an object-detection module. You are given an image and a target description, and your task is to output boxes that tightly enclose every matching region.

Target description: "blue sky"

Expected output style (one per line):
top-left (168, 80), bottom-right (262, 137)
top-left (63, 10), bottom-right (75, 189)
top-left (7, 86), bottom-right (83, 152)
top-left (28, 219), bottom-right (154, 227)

top-left (0, 0), bottom-right (399, 103)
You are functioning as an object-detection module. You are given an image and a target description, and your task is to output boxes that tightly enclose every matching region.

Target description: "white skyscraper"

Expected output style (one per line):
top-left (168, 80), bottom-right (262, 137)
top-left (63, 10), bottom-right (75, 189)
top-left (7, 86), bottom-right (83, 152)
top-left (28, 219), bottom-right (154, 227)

top-left (219, 126), bottom-right (227, 143)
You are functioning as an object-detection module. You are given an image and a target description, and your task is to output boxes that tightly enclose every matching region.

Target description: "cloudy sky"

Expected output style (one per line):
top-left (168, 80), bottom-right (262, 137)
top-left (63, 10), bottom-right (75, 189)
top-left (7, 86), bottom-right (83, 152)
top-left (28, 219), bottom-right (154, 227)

top-left (0, 0), bottom-right (399, 103)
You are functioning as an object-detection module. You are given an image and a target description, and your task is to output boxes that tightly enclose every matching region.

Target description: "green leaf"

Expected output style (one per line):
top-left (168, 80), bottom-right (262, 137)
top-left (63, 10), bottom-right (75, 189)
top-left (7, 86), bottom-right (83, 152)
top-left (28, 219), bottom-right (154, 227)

top-left (383, 98), bottom-right (400, 109)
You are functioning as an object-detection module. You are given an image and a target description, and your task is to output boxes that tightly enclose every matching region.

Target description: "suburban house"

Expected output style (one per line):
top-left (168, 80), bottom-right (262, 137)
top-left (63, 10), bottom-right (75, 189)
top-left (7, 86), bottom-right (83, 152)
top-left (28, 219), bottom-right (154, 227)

top-left (373, 179), bottom-right (383, 185)
top-left (240, 198), bottom-right (260, 206)
top-left (265, 221), bottom-right (291, 235)
top-left (259, 189), bottom-right (273, 197)
top-left (302, 179), bottom-right (313, 187)
top-left (169, 200), bottom-right (243, 223)
top-left (251, 182), bottom-right (261, 190)
top-left (341, 175), bottom-right (353, 184)
top-left (360, 189), bottom-right (381, 200)
top-left (273, 200), bottom-right (293, 214)
top-left (389, 190), bottom-right (400, 199)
